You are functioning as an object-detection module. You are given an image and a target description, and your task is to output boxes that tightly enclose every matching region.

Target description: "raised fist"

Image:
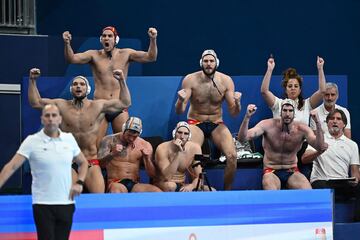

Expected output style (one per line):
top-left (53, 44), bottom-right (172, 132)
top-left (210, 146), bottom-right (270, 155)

top-left (317, 56), bottom-right (324, 69)
top-left (247, 104), bottom-right (257, 117)
top-left (148, 27), bottom-right (158, 39)
top-left (29, 68), bottom-right (41, 79)
top-left (234, 91), bottom-right (242, 104)
top-left (63, 31), bottom-right (72, 44)
top-left (267, 57), bottom-right (275, 70)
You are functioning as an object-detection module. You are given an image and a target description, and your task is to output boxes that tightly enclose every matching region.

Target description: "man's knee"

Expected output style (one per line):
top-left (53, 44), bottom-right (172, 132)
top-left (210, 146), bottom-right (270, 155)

top-left (225, 151), bottom-right (237, 167)
top-left (262, 175), bottom-right (280, 190)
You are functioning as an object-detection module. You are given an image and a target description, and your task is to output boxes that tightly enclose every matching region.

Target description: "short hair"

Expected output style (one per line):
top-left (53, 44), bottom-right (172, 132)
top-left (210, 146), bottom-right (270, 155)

top-left (326, 108), bottom-right (347, 127)
top-left (325, 82), bottom-right (339, 94)
top-left (42, 104), bottom-right (60, 115)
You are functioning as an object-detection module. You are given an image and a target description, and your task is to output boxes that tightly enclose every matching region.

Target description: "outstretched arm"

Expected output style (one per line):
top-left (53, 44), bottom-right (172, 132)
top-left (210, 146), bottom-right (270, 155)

top-left (129, 27), bottom-right (158, 62)
top-left (63, 31), bottom-right (93, 64)
top-left (0, 153), bottom-right (26, 189)
top-left (260, 57), bottom-right (276, 108)
top-left (175, 76), bottom-right (192, 114)
top-left (309, 56), bottom-right (326, 109)
top-left (28, 68), bottom-right (58, 109)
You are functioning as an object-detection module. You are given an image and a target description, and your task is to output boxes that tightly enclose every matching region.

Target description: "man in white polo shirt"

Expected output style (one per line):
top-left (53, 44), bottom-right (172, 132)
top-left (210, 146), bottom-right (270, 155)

top-left (0, 104), bottom-right (88, 239)
top-left (310, 82), bottom-right (351, 138)
top-left (302, 109), bottom-right (360, 221)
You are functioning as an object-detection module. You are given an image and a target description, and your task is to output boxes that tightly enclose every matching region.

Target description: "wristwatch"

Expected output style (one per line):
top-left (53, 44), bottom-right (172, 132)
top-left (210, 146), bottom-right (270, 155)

top-left (76, 179), bottom-right (85, 186)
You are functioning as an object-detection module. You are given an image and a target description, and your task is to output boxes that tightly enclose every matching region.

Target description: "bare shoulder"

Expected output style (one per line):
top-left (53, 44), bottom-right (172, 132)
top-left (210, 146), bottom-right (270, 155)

top-left (184, 71), bottom-right (201, 81)
top-left (187, 141), bottom-right (201, 153)
top-left (136, 137), bottom-right (153, 149)
top-left (182, 71), bottom-right (201, 86)
top-left (53, 99), bottom-right (72, 108)
top-left (259, 118), bottom-right (277, 130)
top-left (102, 132), bottom-right (119, 142)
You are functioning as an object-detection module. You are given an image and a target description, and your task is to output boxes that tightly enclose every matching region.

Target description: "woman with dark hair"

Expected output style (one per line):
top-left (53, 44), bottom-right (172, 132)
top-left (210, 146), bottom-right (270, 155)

top-left (260, 56), bottom-right (326, 125)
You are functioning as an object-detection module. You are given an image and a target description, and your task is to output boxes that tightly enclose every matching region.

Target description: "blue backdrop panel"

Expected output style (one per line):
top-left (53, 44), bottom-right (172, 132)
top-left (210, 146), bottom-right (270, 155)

top-left (21, 75), bottom-right (347, 141)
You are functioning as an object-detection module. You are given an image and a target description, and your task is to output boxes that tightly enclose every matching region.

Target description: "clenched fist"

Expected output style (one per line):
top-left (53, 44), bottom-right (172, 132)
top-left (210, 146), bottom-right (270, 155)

top-left (29, 68), bottom-right (41, 79)
top-left (63, 31), bottom-right (72, 44)
top-left (148, 27), bottom-right (158, 39)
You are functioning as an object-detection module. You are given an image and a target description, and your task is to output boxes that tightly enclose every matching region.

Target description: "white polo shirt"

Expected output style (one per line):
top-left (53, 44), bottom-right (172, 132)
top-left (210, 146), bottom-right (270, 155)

top-left (17, 129), bottom-right (81, 204)
top-left (272, 96), bottom-right (312, 125)
top-left (310, 132), bottom-right (360, 183)
top-left (309, 103), bottom-right (351, 133)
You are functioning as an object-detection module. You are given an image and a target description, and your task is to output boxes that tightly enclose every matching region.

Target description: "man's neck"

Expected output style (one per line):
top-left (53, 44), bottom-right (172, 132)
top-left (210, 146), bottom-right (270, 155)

top-left (44, 128), bottom-right (60, 138)
top-left (72, 98), bottom-right (87, 109)
top-left (324, 103), bottom-right (335, 112)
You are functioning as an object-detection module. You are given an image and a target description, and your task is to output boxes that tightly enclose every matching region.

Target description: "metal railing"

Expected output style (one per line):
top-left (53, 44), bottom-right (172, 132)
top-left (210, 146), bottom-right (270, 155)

top-left (0, 0), bottom-right (36, 34)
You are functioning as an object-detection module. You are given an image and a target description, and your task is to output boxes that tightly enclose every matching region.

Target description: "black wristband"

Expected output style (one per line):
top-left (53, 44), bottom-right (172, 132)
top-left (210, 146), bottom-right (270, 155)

top-left (76, 179), bottom-right (84, 186)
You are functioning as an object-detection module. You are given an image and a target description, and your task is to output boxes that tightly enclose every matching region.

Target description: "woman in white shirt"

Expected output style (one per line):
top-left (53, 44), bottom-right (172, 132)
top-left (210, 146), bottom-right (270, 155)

top-left (260, 56), bottom-right (326, 125)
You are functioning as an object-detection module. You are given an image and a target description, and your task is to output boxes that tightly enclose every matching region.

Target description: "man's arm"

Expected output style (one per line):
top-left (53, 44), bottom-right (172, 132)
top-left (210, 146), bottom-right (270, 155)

top-left (102, 69), bottom-right (132, 112)
top-left (129, 27), bottom-right (158, 62)
top-left (301, 147), bottom-right (324, 164)
top-left (350, 165), bottom-right (360, 186)
top-left (28, 68), bottom-right (60, 109)
top-left (309, 56), bottom-right (326, 109)
top-left (305, 110), bottom-right (328, 152)
top-left (0, 153), bottom-right (26, 189)
top-left (237, 104), bottom-right (263, 142)
top-left (63, 31), bottom-right (93, 64)
top-left (98, 135), bottom-right (115, 163)
top-left (260, 57), bottom-right (276, 108)
top-left (69, 152), bottom-right (88, 200)
top-left (155, 142), bottom-right (183, 181)
top-left (175, 76), bottom-right (192, 114)
top-left (141, 142), bottom-right (156, 178)
top-left (224, 76), bottom-right (241, 116)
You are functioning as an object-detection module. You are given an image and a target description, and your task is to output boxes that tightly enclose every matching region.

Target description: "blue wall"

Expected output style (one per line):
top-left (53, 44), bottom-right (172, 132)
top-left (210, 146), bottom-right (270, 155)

top-left (13, 0), bottom-right (360, 142)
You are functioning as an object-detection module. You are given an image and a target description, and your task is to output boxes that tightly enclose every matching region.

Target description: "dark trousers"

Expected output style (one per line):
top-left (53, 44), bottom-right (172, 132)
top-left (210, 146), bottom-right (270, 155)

top-left (32, 204), bottom-right (75, 240)
top-left (312, 180), bottom-right (360, 221)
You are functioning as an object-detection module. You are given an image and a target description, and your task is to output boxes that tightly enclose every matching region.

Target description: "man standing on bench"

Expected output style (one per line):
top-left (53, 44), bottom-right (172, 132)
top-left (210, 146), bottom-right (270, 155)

top-left (175, 49), bottom-right (241, 190)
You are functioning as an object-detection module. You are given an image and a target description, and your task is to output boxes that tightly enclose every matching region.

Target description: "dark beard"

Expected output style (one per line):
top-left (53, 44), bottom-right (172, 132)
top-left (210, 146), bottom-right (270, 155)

top-left (202, 66), bottom-right (216, 77)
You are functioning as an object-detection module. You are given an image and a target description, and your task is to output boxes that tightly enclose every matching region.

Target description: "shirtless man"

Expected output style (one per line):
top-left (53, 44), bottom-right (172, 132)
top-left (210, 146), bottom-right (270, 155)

top-left (175, 49), bottom-right (241, 190)
top-left (237, 99), bottom-right (328, 190)
top-left (153, 121), bottom-right (205, 192)
top-left (63, 26), bottom-right (157, 139)
top-left (28, 68), bottom-right (130, 193)
top-left (98, 117), bottom-right (161, 193)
